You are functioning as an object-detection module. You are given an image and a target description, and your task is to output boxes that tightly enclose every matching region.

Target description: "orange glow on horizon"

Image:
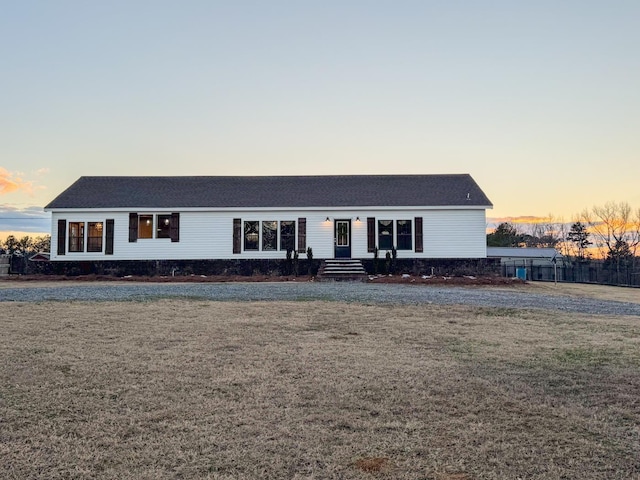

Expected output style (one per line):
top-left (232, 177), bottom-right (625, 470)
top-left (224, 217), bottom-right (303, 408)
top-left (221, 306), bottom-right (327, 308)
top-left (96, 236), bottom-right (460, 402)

top-left (0, 231), bottom-right (49, 243)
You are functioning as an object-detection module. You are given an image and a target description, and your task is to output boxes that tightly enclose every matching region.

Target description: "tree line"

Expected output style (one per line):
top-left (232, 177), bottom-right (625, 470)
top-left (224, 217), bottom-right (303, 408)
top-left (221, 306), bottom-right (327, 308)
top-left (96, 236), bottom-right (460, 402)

top-left (0, 234), bottom-right (51, 256)
top-left (487, 201), bottom-right (640, 268)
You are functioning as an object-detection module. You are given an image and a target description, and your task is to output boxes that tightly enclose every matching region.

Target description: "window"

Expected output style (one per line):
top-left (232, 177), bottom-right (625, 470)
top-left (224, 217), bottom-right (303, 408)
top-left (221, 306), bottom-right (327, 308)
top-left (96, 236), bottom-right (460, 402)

top-left (68, 222), bottom-right (84, 252)
top-left (129, 213), bottom-right (137, 242)
top-left (87, 222), bottom-right (103, 252)
top-left (157, 215), bottom-right (171, 238)
top-left (236, 219), bottom-right (296, 253)
top-left (169, 213), bottom-right (180, 242)
top-left (244, 221), bottom-right (259, 251)
top-left (129, 213), bottom-right (179, 242)
top-left (262, 221), bottom-right (277, 250)
top-left (378, 220), bottom-right (393, 250)
top-left (138, 215), bottom-right (153, 239)
top-left (336, 220), bottom-right (349, 246)
top-left (397, 220), bottom-right (412, 250)
top-left (280, 221), bottom-right (295, 251)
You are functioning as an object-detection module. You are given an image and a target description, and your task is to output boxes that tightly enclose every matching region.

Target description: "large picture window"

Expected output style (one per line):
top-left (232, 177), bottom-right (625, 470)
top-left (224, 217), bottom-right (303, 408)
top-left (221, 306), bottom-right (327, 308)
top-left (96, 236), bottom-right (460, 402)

top-left (378, 220), bottom-right (393, 250)
top-left (138, 215), bottom-right (153, 239)
top-left (68, 222), bottom-right (84, 252)
top-left (129, 213), bottom-right (179, 242)
top-left (244, 221), bottom-right (259, 251)
top-left (262, 221), bottom-right (277, 250)
top-left (280, 221), bottom-right (295, 251)
top-left (397, 220), bottom-right (412, 250)
top-left (87, 222), bottom-right (103, 252)
top-left (236, 219), bottom-right (297, 253)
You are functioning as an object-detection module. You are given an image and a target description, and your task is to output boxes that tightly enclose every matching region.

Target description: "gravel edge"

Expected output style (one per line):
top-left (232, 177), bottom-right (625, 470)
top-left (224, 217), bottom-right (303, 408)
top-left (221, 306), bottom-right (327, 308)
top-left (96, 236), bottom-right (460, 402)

top-left (1, 282), bottom-right (639, 316)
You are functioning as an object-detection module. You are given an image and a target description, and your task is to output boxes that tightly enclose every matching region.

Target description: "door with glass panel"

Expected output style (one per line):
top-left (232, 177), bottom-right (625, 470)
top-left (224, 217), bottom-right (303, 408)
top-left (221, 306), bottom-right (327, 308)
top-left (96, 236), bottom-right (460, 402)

top-left (334, 220), bottom-right (351, 258)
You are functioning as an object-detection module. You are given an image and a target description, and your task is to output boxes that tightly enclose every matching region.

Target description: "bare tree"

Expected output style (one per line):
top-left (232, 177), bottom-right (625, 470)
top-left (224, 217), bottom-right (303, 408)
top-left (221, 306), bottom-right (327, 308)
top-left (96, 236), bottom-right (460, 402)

top-left (521, 215), bottom-right (565, 249)
top-left (628, 207), bottom-right (640, 258)
top-left (17, 236), bottom-right (33, 254)
top-left (627, 208), bottom-right (640, 269)
top-left (581, 202), bottom-right (629, 257)
top-left (31, 235), bottom-right (51, 253)
top-left (581, 201), bottom-right (638, 276)
top-left (2, 235), bottom-right (20, 254)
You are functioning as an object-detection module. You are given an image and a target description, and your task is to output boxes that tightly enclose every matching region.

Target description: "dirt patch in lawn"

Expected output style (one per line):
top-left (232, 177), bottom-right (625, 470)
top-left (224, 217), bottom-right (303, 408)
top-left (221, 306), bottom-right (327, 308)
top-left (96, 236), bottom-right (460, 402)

top-left (1, 300), bottom-right (639, 479)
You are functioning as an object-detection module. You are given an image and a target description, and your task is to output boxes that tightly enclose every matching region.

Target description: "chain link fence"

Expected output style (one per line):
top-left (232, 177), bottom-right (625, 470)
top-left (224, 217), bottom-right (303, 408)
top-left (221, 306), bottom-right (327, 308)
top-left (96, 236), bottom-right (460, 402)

top-left (503, 261), bottom-right (640, 287)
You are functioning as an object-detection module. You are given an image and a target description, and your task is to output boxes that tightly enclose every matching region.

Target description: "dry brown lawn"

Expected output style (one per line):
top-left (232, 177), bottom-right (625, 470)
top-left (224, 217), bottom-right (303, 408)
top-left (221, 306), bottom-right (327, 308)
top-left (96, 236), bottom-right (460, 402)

top-left (1, 298), bottom-right (639, 479)
top-left (527, 281), bottom-right (640, 304)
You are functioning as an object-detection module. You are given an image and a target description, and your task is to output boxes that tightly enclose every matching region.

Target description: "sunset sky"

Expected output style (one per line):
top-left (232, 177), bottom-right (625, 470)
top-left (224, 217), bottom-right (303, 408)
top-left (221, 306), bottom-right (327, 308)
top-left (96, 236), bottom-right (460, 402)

top-left (1, 1), bottom-right (639, 238)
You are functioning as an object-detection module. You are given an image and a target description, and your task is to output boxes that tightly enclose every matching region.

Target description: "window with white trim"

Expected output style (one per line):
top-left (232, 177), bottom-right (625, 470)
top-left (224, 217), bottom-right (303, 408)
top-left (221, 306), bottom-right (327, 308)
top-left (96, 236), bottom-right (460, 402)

top-left (68, 222), bottom-right (84, 252)
top-left (87, 222), bottom-right (103, 252)
top-left (396, 220), bottom-right (412, 250)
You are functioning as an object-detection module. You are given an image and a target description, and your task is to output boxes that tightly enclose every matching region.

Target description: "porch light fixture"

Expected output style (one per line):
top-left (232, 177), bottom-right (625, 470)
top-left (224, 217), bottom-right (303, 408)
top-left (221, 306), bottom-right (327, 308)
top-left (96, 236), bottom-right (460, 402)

top-left (355, 216), bottom-right (360, 222)
top-left (325, 217), bottom-right (330, 222)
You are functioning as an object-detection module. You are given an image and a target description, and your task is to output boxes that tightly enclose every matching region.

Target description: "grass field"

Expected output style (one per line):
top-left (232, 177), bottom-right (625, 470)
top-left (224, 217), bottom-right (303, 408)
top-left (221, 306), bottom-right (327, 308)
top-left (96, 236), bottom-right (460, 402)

top-left (1, 288), bottom-right (639, 479)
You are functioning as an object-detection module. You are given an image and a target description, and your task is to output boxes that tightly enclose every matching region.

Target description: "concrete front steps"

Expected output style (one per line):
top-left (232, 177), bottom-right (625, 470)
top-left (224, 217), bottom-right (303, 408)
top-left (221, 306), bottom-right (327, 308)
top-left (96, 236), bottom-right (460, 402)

top-left (317, 259), bottom-right (368, 282)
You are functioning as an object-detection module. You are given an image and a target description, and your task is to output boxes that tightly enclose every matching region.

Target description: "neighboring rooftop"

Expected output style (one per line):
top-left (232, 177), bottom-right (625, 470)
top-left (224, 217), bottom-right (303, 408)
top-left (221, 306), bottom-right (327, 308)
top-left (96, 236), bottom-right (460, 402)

top-left (45, 174), bottom-right (493, 209)
top-left (487, 247), bottom-right (563, 258)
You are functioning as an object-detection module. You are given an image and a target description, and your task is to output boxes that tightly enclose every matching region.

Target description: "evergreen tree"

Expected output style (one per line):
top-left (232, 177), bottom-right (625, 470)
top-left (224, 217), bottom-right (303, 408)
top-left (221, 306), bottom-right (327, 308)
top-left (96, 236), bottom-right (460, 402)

top-left (567, 222), bottom-right (591, 260)
top-left (487, 223), bottom-right (522, 247)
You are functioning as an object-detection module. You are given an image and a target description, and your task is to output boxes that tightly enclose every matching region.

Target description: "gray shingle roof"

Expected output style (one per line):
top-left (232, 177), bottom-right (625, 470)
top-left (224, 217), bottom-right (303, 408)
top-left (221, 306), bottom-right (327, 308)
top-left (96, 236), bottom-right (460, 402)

top-left (45, 174), bottom-right (492, 209)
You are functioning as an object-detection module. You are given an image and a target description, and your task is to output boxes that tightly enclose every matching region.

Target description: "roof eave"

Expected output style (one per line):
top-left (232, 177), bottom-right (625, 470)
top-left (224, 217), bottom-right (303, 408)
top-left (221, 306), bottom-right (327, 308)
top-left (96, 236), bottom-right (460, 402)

top-left (45, 204), bottom-right (493, 212)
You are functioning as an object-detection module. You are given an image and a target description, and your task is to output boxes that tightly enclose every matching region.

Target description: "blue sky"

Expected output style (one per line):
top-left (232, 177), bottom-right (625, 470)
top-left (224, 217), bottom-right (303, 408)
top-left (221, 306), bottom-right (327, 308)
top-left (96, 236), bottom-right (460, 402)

top-left (1, 1), bottom-right (639, 236)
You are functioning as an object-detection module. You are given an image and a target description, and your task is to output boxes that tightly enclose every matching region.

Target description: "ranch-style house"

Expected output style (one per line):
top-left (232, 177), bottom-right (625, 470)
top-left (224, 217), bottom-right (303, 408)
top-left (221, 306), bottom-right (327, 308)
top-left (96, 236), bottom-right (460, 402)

top-left (44, 174), bottom-right (493, 273)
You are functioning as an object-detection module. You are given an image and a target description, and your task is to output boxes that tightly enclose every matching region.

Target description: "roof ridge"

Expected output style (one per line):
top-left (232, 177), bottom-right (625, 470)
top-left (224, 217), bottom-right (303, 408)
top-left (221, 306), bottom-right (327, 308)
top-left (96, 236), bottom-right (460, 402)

top-left (46, 174), bottom-right (492, 209)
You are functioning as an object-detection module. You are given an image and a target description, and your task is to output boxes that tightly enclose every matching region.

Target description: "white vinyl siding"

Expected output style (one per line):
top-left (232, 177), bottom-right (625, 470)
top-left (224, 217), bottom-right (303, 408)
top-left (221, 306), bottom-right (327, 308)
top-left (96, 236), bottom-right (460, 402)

top-left (421, 210), bottom-right (487, 258)
top-left (49, 208), bottom-right (487, 261)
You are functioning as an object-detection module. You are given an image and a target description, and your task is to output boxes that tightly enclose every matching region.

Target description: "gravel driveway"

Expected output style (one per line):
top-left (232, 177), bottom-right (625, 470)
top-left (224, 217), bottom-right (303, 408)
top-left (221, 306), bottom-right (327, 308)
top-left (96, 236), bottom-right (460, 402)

top-left (1, 282), bottom-right (639, 316)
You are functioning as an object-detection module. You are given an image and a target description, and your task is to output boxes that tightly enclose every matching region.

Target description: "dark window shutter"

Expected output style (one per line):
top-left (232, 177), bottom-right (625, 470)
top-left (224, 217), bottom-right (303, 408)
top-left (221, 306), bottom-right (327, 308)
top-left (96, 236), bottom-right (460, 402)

top-left (367, 217), bottom-right (375, 252)
top-left (415, 217), bottom-right (423, 253)
top-left (297, 217), bottom-right (306, 252)
top-left (170, 213), bottom-right (180, 242)
top-left (128, 213), bottom-right (138, 242)
top-left (105, 219), bottom-right (115, 255)
top-left (233, 218), bottom-right (241, 254)
top-left (57, 219), bottom-right (66, 255)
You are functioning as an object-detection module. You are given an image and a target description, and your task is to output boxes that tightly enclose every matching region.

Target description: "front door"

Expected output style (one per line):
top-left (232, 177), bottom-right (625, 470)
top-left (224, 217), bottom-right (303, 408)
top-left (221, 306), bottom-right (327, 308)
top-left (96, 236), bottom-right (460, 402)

top-left (334, 219), bottom-right (351, 258)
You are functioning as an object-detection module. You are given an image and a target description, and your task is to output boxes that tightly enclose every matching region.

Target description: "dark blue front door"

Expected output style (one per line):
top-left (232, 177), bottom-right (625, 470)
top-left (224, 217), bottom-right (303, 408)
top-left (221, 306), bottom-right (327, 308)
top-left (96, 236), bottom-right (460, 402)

top-left (334, 220), bottom-right (351, 258)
